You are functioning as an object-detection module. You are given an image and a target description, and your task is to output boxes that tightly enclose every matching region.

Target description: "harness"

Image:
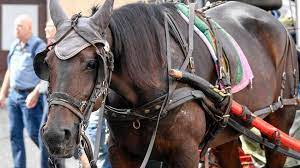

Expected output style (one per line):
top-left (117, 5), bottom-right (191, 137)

top-left (35, 2), bottom-right (300, 167)
top-left (105, 3), bottom-right (232, 166)
top-left (35, 13), bottom-right (114, 168)
top-left (106, 2), bottom-right (300, 164)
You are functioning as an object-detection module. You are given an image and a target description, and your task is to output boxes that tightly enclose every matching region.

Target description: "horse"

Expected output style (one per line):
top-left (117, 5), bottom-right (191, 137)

top-left (36, 0), bottom-right (298, 167)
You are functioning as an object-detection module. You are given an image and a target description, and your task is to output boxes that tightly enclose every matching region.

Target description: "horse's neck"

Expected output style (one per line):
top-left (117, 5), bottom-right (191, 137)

top-left (106, 27), bottom-right (167, 107)
top-left (109, 71), bottom-right (167, 107)
top-left (104, 28), bottom-right (136, 105)
top-left (110, 73), bottom-right (138, 105)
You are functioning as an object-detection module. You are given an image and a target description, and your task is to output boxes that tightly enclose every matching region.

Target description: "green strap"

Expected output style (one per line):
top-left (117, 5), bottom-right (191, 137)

top-left (176, 3), bottom-right (243, 83)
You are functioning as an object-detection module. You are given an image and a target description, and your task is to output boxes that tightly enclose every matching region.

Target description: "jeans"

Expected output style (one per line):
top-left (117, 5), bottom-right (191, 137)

top-left (86, 114), bottom-right (111, 168)
top-left (7, 90), bottom-right (45, 168)
top-left (40, 95), bottom-right (49, 168)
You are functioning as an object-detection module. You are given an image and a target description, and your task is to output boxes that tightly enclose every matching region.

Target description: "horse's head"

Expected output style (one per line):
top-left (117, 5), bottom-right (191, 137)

top-left (34, 0), bottom-right (114, 157)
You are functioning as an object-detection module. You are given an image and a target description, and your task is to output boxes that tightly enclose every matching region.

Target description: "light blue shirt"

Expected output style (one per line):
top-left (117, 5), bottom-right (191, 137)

top-left (8, 36), bottom-right (46, 90)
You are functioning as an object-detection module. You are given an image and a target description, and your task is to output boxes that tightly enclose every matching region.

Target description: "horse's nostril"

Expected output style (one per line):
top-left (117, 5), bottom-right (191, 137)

top-left (64, 129), bottom-right (71, 141)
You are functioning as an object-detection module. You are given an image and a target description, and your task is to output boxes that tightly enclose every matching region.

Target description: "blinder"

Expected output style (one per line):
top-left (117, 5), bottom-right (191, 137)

top-left (34, 48), bottom-right (50, 81)
top-left (33, 40), bottom-right (112, 82)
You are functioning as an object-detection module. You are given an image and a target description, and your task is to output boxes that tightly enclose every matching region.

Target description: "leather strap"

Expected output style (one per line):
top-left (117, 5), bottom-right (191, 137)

top-left (49, 92), bottom-right (84, 110)
top-left (228, 118), bottom-right (300, 160)
top-left (282, 98), bottom-right (299, 106)
top-left (253, 98), bottom-right (299, 119)
top-left (49, 100), bottom-right (84, 120)
top-left (253, 101), bottom-right (282, 118)
top-left (185, 2), bottom-right (195, 73)
top-left (167, 87), bottom-right (205, 110)
top-left (139, 6), bottom-right (198, 167)
top-left (81, 133), bottom-right (96, 168)
top-left (139, 96), bottom-right (168, 168)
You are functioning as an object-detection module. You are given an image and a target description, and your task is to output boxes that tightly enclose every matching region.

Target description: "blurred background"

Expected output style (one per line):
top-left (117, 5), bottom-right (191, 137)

top-left (0, 0), bottom-right (142, 83)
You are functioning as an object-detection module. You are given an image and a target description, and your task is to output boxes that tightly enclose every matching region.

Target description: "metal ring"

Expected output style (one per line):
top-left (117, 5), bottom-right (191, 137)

top-left (133, 120), bottom-right (141, 129)
top-left (278, 96), bottom-right (284, 108)
top-left (269, 105), bottom-right (274, 112)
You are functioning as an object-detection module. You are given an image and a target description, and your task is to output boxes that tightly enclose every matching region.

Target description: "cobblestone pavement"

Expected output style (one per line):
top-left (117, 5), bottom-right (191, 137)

top-left (0, 108), bottom-right (79, 168)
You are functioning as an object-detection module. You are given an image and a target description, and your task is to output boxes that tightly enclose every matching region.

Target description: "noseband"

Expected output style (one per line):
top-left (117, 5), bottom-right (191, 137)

top-left (36, 13), bottom-right (114, 160)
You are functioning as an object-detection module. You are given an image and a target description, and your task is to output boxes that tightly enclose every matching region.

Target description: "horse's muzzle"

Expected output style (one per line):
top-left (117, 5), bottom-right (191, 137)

top-left (42, 125), bottom-right (76, 157)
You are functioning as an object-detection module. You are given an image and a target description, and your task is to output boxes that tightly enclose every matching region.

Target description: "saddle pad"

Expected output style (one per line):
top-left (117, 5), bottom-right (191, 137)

top-left (176, 3), bottom-right (254, 93)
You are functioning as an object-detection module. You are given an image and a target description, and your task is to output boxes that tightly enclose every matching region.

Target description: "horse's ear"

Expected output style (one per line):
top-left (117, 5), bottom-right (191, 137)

top-left (90, 0), bottom-right (114, 30)
top-left (49, 0), bottom-right (68, 28)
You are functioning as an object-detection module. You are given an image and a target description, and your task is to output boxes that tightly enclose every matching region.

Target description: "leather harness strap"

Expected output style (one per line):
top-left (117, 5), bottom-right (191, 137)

top-left (105, 87), bottom-right (205, 120)
top-left (106, 4), bottom-right (300, 166)
top-left (49, 100), bottom-right (84, 120)
top-left (249, 29), bottom-right (299, 119)
top-left (139, 5), bottom-right (198, 168)
top-left (228, 118), bottom-right (300, 159)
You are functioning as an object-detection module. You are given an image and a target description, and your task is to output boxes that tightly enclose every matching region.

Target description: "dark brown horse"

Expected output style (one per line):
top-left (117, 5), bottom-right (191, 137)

top-left (37, 0), bottom-right (298, 167)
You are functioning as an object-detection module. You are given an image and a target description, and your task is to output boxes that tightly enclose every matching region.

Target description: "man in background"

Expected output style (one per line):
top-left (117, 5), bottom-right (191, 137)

top-left (0, 15), bottom-right (47, 168)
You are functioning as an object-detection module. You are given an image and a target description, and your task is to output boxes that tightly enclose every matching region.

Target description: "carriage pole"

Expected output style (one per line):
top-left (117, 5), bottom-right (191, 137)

top-left (230, 101), bottom-right (300, 152)
top-left (169, 69), bottom-right (300, 153)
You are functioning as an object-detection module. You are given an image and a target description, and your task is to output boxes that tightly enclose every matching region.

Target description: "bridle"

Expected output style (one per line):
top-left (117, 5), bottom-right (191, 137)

top-left (35, 13), bottom-right (114, 166)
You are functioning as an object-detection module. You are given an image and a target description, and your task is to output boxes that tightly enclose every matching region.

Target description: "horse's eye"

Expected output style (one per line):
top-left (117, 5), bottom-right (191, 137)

top-left (86, 60), bottom-right (98, 70)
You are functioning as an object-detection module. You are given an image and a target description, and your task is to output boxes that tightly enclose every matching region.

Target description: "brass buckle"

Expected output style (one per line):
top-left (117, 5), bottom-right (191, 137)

top-left (80, 101), bottom-right (87, 112)
top-left (212, 86), bottom-right (231, 97)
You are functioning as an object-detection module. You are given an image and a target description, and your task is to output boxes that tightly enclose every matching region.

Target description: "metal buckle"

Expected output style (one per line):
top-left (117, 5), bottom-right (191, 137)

top-left (189, 57), bottom-right (195, 73)
top-left (96, 81), bottom-right (108, 99)
top-left (282, 72), bottom-right (286, 80)
top-left (80, 101), bottom-right (87, 112)
top-left (103, 41), bottom-right (110, 52)
top-left (78, 121), bottom-right (85, 143)
top-left (277, 96), bottom-right (284, 108)
top-left (71, 12), bottom-right (81, 27)
top-left (212, 86), bottom-right (231, 97)
top-left (48, 157), bottom-right (57, 168)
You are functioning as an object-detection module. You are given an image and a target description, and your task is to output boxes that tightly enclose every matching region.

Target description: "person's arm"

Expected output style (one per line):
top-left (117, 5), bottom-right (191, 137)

top-left (25, 80), bottom-right (48, 109)
top-left (80, 152), bottom-right (91, 168)
top-left (25, 39), bottom-right (47, 109)
top-left (0, 70), bottom-right (10, 108)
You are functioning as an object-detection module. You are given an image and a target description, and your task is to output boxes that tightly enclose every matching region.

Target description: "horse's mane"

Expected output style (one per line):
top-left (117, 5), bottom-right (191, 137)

top-left (92, 3), bottom-right (178, 89)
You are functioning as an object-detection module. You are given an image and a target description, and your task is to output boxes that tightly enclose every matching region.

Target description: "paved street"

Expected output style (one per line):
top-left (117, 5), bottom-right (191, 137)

top-left (0, 108), bottom-right (79, 168)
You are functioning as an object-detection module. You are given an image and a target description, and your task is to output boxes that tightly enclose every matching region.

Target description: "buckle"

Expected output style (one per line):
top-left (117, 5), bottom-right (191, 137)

top-left (80, 101), bottom-right (87, 112)
top-left (71, 12), bottom-right (81, 27)
top-left (212, 86), bottom-right (231, 97)
top-left (189, 57), bottom-right (195, 73)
